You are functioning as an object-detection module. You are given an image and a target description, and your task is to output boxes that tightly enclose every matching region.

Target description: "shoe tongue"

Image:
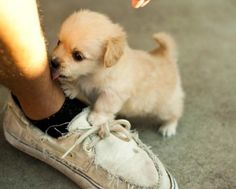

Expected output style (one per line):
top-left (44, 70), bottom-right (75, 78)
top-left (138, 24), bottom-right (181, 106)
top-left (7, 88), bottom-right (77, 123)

top-left (67, 108), bottom-right (92, 131)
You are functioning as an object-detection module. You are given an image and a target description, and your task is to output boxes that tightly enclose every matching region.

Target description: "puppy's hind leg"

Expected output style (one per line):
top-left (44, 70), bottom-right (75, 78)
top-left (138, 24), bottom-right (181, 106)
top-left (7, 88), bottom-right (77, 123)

top-left (159, 119), bottom-right (178, 137)
top-left (158, 87), bottom-right (184, 137)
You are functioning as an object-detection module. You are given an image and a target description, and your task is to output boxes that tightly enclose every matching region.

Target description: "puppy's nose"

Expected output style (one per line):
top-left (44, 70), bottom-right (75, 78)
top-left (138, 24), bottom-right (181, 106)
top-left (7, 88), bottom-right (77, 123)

top-left (50, 57), bottom-right (60, 69)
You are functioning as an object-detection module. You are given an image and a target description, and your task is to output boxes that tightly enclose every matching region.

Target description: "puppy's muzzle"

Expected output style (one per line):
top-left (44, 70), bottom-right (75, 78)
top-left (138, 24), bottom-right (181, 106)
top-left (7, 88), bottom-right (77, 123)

top-left (50, 57), bottom-right (61, 80)
top-left (51, 57), bottom-right (60, 69)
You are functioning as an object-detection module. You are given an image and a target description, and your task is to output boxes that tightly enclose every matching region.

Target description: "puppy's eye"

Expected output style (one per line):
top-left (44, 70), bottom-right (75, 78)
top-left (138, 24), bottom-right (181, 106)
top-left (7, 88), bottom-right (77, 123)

top-left (57, 40), bottom-right (61, 46)
top-left (72, 50), bottom-right (84, 62)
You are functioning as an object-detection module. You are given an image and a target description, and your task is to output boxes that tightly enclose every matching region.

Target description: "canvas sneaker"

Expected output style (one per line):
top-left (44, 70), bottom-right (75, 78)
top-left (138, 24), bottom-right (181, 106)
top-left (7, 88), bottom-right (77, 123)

top-left (3, 96), bottom-right (178, 189)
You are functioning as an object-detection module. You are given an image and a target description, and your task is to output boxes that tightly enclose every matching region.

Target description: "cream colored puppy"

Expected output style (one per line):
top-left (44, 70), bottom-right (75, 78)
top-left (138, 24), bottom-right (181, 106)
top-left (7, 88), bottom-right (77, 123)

top-left (51, 10), bottom-right (184, 137)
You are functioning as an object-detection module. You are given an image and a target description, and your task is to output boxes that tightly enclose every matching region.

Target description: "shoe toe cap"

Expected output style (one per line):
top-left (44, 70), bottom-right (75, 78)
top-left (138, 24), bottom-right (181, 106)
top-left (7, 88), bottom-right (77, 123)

top-left (95, 135), bottom-right (159, 187)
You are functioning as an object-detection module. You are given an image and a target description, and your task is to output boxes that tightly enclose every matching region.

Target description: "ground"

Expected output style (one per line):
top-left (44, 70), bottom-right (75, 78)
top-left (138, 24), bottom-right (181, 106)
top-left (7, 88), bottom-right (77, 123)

top-left (0, 0), bottom-right (235, 189)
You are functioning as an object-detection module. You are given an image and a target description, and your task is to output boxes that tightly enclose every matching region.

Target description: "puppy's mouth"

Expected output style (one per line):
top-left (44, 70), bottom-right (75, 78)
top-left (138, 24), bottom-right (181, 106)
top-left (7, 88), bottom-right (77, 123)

top-left (51, 70), bottom-right (68, 80)
top-left (51, 68), bottom-right (67, 80)
top-left (50, 67), bottom-right (61, 80)
top-left (50, 67), bottom-right (71, 81)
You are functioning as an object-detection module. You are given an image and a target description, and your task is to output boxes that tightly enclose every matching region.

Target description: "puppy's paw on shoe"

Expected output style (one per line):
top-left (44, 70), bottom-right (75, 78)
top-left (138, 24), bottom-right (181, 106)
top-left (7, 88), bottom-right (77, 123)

top-left (159, 121), bottom-right (177, 137)
top-left (88, 112), bottom-right (111, 126)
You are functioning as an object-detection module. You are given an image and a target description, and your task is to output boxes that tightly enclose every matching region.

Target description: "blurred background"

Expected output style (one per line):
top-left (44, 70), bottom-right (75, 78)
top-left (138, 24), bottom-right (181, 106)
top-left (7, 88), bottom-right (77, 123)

top-left (0, 0), bottom-right (236, 188)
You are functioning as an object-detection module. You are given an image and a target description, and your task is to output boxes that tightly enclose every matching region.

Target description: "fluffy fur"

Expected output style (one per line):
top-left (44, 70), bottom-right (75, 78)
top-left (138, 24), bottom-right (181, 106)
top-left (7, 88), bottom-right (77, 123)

top-left (51, 10), bottom-right (184, 137)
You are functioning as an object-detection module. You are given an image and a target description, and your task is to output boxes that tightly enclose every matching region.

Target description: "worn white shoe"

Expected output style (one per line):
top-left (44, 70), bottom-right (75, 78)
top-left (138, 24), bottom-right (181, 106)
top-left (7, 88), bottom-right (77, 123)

top-left (3, 96), bottom-right (178, 189)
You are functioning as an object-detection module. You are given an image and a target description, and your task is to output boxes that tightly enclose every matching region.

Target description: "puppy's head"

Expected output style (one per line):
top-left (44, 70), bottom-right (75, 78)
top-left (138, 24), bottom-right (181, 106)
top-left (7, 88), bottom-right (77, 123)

top-left (51, 10), bottom-right (126, 81)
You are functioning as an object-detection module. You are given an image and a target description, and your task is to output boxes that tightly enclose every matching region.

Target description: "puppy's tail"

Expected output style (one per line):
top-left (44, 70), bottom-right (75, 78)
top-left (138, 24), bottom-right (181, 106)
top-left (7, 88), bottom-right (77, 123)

top-left (150, 32), bottom-right (177, 62)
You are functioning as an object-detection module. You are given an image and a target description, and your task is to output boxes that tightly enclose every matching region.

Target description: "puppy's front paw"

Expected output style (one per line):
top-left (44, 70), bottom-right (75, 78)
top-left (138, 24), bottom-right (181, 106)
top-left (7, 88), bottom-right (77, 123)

top-left (61, 84), bottom-right (78, 99)
top-left (88, 112), bottom-right (112, 126)
top-left (159, 121), bottom-right (177, 137)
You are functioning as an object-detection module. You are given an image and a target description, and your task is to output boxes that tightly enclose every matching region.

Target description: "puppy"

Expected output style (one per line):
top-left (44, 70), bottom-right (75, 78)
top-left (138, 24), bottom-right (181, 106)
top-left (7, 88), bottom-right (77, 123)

top-left (51, 10), bottom-right (184, 137)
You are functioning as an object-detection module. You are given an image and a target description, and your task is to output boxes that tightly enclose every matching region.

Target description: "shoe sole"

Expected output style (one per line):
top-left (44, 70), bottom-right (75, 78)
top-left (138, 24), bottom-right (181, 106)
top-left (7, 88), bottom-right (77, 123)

top-left (4, 129), bottom-right (103, 189)
top-left (166, 170), bottom-right (179, 189)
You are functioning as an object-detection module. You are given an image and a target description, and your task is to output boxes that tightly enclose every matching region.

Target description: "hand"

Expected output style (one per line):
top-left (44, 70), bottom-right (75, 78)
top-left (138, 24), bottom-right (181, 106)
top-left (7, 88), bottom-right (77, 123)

top-left (131, 0), bottom-right (151, 8)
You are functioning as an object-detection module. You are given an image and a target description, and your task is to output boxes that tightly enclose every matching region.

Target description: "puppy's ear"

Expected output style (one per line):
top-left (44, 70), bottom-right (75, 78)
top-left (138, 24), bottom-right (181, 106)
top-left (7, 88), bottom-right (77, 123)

top-left (103, 34), bottom-right (125, 68)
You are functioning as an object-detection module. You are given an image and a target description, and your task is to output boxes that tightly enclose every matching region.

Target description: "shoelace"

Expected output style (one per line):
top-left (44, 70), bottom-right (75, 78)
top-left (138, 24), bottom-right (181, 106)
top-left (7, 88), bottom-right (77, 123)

top-left (61, 119), bottom-right (132, 159)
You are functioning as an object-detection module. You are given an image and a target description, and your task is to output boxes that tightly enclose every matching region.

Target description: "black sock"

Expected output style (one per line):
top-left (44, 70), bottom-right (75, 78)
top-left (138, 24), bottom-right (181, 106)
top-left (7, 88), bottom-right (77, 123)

top-left (12, 95), bottom-right (87, 138)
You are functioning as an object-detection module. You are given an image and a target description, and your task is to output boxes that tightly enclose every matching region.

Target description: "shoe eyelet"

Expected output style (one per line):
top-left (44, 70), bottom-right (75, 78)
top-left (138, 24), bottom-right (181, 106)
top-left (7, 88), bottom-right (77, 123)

top-left (40, 137), bottom-right (45, 142)
top-left (83, 144), bottom-right (93, 153)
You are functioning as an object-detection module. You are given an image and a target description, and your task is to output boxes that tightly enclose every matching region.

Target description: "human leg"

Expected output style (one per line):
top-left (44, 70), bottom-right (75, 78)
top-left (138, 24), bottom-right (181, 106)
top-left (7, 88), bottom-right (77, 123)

top-left (0, 0), bottom-right (87, 138)
top-left (0, 0), bottom-right (64, 120)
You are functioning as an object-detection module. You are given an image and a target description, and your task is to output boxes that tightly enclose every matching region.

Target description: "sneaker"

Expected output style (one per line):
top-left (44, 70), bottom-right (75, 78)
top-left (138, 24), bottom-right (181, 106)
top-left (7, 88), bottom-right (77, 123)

top-left (3, 96), bottom-right (178, 189)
